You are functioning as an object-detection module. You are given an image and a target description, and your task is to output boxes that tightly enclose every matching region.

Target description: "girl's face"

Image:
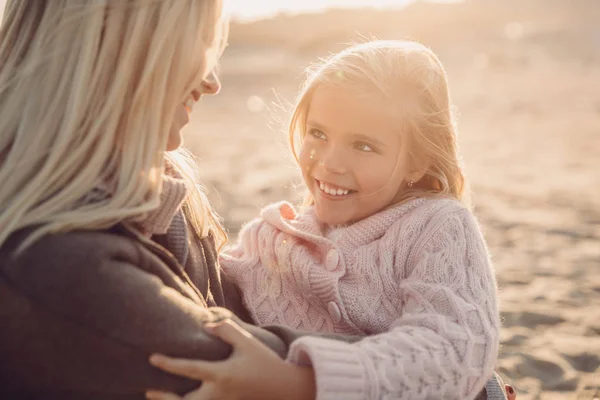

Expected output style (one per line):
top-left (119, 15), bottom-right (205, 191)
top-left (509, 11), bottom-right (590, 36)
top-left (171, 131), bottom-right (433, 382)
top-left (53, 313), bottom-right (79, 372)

top-left (298, 84), bottom-right (417, 226)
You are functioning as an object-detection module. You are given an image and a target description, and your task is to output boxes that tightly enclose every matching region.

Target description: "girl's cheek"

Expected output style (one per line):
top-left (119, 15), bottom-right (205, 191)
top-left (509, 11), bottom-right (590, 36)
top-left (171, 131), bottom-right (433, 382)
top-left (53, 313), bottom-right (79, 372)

top-left (299, 143), bottom-right (316, 165)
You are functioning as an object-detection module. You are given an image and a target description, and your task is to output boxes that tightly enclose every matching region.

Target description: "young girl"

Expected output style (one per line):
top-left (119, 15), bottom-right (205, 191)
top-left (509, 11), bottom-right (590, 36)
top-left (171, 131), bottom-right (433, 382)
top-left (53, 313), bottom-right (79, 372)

top-left (148, 40), bottom-right (503, 400)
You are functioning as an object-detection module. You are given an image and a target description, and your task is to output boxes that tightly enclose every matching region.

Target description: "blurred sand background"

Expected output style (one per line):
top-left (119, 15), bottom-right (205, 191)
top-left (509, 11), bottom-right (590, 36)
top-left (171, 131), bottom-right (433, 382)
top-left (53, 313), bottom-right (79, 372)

top-left (185, 0), bottom-right (600, 398)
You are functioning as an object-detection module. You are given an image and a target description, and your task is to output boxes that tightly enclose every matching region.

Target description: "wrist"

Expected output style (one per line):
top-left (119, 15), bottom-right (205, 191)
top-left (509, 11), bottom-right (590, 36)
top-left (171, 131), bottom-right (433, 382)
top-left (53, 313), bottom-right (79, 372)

top-left (286, 362), bottom-right (317, 400)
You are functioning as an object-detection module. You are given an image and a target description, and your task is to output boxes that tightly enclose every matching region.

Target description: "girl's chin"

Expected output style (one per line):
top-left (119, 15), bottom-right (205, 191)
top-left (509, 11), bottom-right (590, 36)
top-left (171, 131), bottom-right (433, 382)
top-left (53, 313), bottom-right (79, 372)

top-left (315, 205), bottom-right (351, 226)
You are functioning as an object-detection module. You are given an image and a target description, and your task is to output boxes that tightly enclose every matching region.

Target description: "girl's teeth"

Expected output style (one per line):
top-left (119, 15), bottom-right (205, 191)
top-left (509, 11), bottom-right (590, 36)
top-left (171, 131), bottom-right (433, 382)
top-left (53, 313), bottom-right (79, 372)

top-left (318, 181), bottom-right (349, 196)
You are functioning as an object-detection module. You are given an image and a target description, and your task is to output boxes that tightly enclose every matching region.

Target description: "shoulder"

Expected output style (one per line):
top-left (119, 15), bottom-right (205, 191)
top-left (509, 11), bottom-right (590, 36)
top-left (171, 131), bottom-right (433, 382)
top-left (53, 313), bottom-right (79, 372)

top-left (407, 197), bottom-right (488, 260)
top-left (3, 226), bottom-right (142, 270)
top-left (402, 199), bottom-right (494, 288)
top-left (386, 197), bottom-right (470, 236)
top-left (0, 226), bottom-right (156, 299)
top-left (407, 197), bottom-right (476, 235)
top-left (388, 197), bottom-right (482, 255)
top-left (0, 224), bottom-right (220, 337)
top-left (414, 196), bottom-right (469, 220)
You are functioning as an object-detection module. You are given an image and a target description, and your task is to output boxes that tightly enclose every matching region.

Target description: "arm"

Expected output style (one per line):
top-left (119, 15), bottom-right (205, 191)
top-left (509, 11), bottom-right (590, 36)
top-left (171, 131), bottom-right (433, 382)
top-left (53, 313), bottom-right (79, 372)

top-left (218, 217), bottom-right (266, 278)
top-left (219, 214), bottom-right (366, 350)
top-left (218, 216), bottom-right (278, 324)
top-left (147, 320), bottom-right (318, 400)
top-left (262, 324), bottom-right (364, 351)
top-left (0, 231), bottom-right (285, 398)
top-left (286, 209), bottom-right (500, 400)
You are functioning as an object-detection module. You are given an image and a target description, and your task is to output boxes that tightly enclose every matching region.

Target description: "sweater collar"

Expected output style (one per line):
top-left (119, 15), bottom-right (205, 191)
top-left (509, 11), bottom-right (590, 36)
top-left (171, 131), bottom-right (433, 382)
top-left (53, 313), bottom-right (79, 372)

top-left (90, 160), bottom-right (189, 237)
top-left (260, 197), bottom-right (427, 254)
top-left (134, 163), bottom-right (188, 237)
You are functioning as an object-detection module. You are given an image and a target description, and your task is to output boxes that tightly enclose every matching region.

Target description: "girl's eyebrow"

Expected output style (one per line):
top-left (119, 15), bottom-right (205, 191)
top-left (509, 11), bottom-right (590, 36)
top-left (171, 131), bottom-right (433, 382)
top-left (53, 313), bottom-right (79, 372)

top-left (306, 120), bottom-right (327, 131)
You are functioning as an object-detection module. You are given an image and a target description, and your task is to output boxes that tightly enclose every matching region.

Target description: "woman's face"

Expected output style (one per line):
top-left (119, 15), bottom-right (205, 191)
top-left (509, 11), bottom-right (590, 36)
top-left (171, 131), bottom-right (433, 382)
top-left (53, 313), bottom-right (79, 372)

top-left (167, 70), bottom-right (221, 151)
top-left (167, 16), bottom-right (227, 152)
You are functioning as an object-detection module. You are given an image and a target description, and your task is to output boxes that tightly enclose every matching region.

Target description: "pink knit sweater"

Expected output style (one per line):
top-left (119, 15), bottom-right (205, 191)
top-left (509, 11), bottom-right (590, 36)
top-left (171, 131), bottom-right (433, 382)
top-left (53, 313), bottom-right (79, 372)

top-left (220, 197), bottom-right (500, 400)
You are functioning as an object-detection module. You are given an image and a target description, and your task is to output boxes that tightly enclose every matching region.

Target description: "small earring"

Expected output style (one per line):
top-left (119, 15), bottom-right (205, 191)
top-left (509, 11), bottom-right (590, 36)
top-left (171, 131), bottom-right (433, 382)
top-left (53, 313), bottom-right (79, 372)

top-left (408, 180), bottom-right (415, 188)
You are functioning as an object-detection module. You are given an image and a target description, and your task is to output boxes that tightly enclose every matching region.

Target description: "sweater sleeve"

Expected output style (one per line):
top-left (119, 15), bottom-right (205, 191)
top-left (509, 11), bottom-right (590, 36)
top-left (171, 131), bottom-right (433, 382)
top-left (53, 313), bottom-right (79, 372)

top-left (219, 217), bottom-right (273, 295)
top-left (286, 209), bottom-right (500, 400)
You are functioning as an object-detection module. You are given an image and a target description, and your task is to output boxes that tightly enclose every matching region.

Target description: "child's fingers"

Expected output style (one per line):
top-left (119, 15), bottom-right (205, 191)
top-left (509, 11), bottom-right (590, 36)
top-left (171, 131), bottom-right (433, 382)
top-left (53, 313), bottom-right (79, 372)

top-left (505, 384), bottom-right (517, 400)
top-left (149, 354), bottom-right (220, 381)
top-left (145, 390), bottom-right (182, 400)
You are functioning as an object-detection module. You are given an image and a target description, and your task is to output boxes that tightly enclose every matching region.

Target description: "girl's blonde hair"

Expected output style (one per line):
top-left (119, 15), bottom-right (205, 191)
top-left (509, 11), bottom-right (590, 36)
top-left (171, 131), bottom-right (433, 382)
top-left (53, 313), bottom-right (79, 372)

top-left (288, 40), bottom-right (469, 208)
top-left (0, 0), bottom-right (228, 250)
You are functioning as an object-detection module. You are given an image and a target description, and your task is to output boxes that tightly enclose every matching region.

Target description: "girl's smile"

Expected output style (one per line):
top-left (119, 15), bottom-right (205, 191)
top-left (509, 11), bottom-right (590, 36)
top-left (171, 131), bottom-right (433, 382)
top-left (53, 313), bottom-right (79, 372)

top-left (315, 179), bottom-right (356, 198)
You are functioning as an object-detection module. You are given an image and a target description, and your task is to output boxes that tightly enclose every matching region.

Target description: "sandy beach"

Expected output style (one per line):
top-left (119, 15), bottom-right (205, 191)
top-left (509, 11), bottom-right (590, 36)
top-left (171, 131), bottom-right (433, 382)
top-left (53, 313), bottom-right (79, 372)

top-left (183, 0), bottom-right (600, 398)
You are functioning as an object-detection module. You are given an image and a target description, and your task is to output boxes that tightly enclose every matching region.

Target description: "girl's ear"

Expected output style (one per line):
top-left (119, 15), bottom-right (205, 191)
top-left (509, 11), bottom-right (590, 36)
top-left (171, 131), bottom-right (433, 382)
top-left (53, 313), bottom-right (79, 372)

top-left (406, 151), bottom-right (431, 184)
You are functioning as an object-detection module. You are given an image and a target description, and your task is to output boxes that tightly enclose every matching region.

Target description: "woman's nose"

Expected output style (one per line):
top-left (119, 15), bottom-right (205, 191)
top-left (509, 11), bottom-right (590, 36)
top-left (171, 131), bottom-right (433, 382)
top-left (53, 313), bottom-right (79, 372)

top-left (201, 71), bottom-right (221, 95)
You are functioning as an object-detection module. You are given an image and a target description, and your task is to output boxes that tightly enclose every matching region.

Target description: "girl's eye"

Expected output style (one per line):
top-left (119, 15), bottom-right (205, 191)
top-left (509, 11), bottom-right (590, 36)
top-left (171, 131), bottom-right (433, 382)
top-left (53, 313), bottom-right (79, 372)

top-left (308, 128), bottom-right (327, 140)
top-left (354, 142), bottom-right (375, 152)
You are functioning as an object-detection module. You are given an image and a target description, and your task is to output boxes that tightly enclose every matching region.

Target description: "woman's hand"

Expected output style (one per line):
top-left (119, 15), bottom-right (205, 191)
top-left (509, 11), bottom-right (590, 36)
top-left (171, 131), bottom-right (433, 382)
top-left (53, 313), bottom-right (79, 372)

top-left (146, 319), bottom-right (316, 400)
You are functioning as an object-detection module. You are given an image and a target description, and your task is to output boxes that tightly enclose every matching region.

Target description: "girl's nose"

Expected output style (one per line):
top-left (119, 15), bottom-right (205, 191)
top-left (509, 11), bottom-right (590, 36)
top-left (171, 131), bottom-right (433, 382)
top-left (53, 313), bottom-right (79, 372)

top-left (320, 148), bottom-right (348, 175)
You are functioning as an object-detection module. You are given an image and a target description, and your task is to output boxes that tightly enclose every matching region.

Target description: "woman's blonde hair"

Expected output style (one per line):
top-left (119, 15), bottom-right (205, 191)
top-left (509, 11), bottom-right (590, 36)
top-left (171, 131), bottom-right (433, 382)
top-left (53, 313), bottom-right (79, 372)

top-left (288, 40), bottom-right (469, 208)
top-left (0, 0), bottom-right (228, 250)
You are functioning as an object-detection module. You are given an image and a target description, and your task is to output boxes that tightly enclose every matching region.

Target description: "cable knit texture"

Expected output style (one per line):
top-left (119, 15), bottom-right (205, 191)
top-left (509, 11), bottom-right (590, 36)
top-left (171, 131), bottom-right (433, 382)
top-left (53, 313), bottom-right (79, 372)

top-left (134, 162), bottom-right (188, 237)
top-left (220, 197), bottom-right (500, 400)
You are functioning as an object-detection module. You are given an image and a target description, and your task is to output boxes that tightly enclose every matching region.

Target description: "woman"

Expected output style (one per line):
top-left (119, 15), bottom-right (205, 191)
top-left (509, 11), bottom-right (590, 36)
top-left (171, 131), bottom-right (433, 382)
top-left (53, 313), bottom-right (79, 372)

top-left (0, 1), bottom-right (322, 398)
top-left (0, 1), bottom-right (509, 399)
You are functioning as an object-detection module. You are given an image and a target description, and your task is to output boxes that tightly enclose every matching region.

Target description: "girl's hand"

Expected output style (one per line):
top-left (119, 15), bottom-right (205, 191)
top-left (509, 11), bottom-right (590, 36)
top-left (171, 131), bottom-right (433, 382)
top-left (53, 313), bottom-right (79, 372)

top-left (146, 319), bottom-right (316, 400)
top-left (506, 384), bottom-right (517, 400)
